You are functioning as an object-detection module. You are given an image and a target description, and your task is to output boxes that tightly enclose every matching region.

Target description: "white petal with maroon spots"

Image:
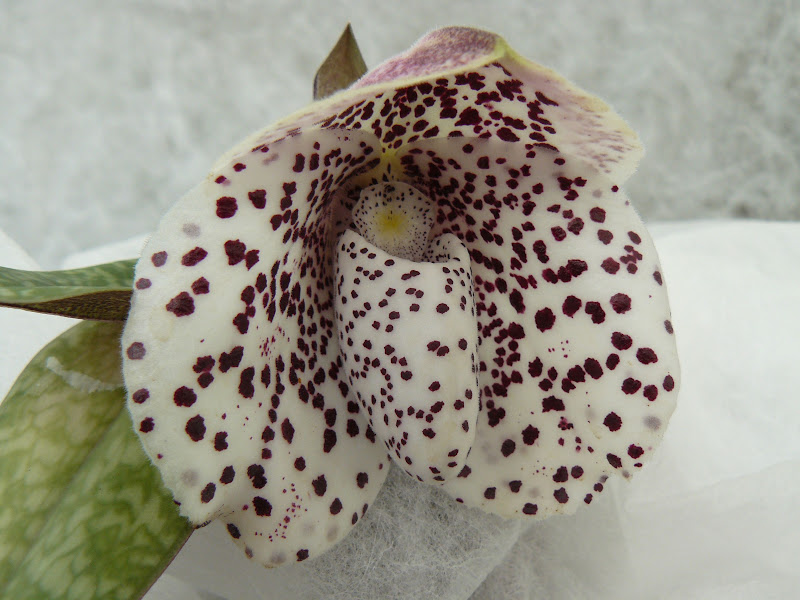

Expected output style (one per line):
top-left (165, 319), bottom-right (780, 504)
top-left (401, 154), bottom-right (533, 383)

top-left (123, 127), bottom-right (389, 567)
top-left (335, 230), bottom-right (479, 483)
top-left (396, 136), bottom-right (679, 517)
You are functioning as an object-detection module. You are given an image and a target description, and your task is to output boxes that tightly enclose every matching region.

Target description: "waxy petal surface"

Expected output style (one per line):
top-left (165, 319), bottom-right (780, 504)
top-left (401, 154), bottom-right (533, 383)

top-left (123, 128), bottom-right (389, 567)
top-left (396, 137), bottom-right (678, 516)
top-left (335, 231), bottom-right (479, 483)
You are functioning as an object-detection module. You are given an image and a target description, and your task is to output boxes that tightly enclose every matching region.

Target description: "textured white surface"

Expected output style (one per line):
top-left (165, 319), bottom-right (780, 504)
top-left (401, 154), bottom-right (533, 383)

top-left (1, 1), bottom-right (799, 268)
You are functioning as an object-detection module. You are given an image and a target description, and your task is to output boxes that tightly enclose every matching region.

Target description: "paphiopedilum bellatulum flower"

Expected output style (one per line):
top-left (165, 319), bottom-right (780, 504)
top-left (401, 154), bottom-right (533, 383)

top-left (122, 27), bottom-right (679, 567)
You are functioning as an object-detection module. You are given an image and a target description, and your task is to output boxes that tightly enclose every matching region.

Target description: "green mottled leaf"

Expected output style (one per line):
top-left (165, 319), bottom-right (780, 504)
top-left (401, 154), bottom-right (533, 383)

top-left (0, 259), bottom-right (136, 321)
top-left (0, 321), bottom-right (192, 600)
top-left (313, 23), bottom-right (368, 100)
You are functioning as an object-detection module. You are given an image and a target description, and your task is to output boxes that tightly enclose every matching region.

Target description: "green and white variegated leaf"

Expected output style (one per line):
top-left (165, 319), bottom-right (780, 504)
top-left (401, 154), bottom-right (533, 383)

top-left (122, 27), bottom-right (679, 568)
top-left (0, 260), bottom-right (136, 321)
top-left (0, 321), bottom-right (192, 600)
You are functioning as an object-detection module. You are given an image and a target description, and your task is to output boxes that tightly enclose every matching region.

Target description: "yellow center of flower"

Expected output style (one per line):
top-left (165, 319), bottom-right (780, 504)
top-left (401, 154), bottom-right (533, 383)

top-left (352, 182), bottom-right (434, 261)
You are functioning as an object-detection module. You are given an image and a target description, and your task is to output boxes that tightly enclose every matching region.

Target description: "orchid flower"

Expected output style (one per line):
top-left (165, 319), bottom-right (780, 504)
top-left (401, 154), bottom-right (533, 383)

top-left (121, 26), bottom-right (679, 568)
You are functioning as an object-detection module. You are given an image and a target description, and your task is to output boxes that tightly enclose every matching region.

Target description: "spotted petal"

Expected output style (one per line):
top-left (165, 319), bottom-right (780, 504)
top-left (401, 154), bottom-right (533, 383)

top-left (122, 128), bottom-right (389, 567)
top-left (123, 26), bottom-right (678, 568)
top-left (397, 137), bottom-right (679, 516)
top-left (335, 231), bottom-right (479, 483)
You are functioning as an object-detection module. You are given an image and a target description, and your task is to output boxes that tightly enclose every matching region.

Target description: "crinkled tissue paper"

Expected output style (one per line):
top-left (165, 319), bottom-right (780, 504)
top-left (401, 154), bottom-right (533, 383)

top-left (1, 219), bottom-right (798, 600)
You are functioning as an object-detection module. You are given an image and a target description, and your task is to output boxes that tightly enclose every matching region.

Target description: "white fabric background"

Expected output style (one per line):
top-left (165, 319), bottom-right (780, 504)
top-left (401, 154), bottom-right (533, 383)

top-left (1, 1), bottom-right (799, 267)
top-left (1, 1), bottom-right (799, 599)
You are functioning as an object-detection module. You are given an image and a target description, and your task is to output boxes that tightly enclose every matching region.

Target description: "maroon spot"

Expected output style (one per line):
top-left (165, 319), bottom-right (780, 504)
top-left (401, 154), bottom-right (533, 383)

top-left (238, 367), bottom-right (255, 398)
top-left (132, 388), bottom-right (149, 404)
top-left (484, 487), bottom-right (496, 499)
top-left (522, 424), bottom-right (540, 445)
top-left (571, 466), bottom-right (584, 479)
top-left (542, 396), bottom-right (565, 412)
top-left (628, 231), bottom-right (642, 244)
top-left (597, 230), bottom-right (613, 245)
top-left (214, 432), bottom-right (228, 451)
top-left (497, 127), bottom-right (520, 142)
top-left (567, 366), bottom-right (585, 382)
top-left (139, 417), bottom-right (154, 433)
top-left (653, 271), bottom-right (663, 285)
top-left (622, 378), bottom-right (642, 394)
top-left (584, 358), bottom-right (603, 379)
top-left (233, 313), bottom-right (249, 334)
top-left (225, 239), bottom-right (246, 265)
top-left (568, 218), bottom-right (584, 235)
top-left (603, 412), bottom-right (622, 431)
top-left (220, 466), bottom-right (235, 484)
top-left (628, 445), bottom-right (644, 459)
top-left (253, 496), bottom-right (272, 516)
top-left (553, 466), bottom-right (568, 483)
top-left (611, 332), bottom-right (633, 350)
top-left (522, 503), bottom-right (538, 515)
top-left (226, 523), bottom-right (240, 538)
top-left (636, 348), bottom-right (658, 364)
top-left (553, 488), bottom-right (569, 504)
top-left (644, 385), bottom-right (658, 401)
top-left (245, 250), bottom-right (260, 270)
top-left (535, 307), bottom-right (555, 331)
top-left (135, 278), bottom-right (151, 289)
top-left (567, 259), bottom-right (588, 277)
top-left (590, 207), bottom-right (606, 223)
top-left (166, 292), bottom-right (195, 317)
top-left (151, 251), bottom-right (167, 267)
top-left (233, 162), bottom-right (246, 172)
top-left (323, 428), bottom-right (337, 453)
top-left (216, 197), bottom-right (237, 218)
top-left (551, 226), bottom-right (567, 241)
top-left (501, 439), bottom-right (516, 457)
top-left (281, 418), bottom-right (295, 443)
top-left (607, 453), bottom-right (623, 468)
top-left (312, 475), bottom-right (327, 496)
top-left (509, 289), bottom-right (525, 313)
top-left (356, 472), bottom-right (368, 488)
top-left (610, 293), bottom-right (631, 314)
top-left (508, 322), bottom-right (525, 339)
top-left (528, 358), bottom-right (543, 378)
top-left (606, 353), bottom-right (620, 369)
top-left (181, 247), bottom-right (207, 266)
top-left (173, 386), bottom-right (197, 407)
top-left (602, 258), bottom-right (620, 274)
top-left (664, 375), bottom-right (675, 391)
top-left (185, 415), bottom-right (206, 441)
top-left (293, 154), bottom-right (305, 172)
top-left (191, 277), bottom-right (210, 295)
top-left (296, 549), bottom-right (309, 562)
top-left (219, 346), bottom-right (244, 372)
top-left (330, 498), bottom-right (343, 515)
top-left (665, 320), bottom-right (674, 334)
top-left (248, 189), bottom-right (267, 209)
top-left (193, 355), bottom-right (215, 373)
top-left (585, 301), bottom-right (605, 324)
top-left (247, 464), bottom-right (267, 488)
top-left (562, 295), bottom-right (582, 317)
top-left (201, 483), bottom-right (216, 503)
top-left (126, 342), bottom-right (145, 360)
top-left (294, 457), bottom-right (306, 471)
